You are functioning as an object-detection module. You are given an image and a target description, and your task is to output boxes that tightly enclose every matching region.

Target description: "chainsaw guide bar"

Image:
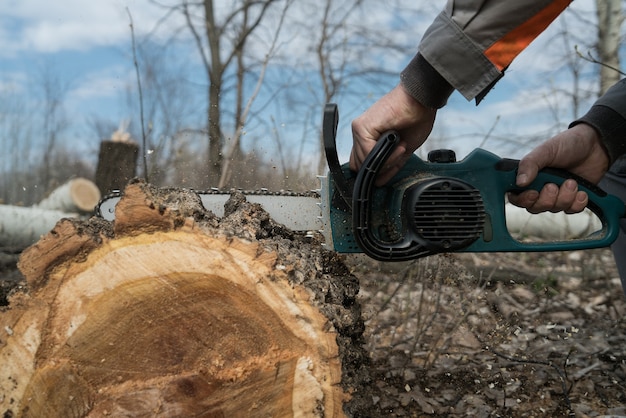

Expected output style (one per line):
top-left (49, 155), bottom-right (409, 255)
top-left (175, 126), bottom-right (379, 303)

top-left (96, 187), bottom-right (326, 237)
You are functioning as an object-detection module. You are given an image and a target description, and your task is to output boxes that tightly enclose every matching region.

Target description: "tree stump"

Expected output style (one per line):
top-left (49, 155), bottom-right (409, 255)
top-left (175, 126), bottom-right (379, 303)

top-left (95, 140), bottom-right (139, 195)
top-left (0, 180), bottom-right (374, 417)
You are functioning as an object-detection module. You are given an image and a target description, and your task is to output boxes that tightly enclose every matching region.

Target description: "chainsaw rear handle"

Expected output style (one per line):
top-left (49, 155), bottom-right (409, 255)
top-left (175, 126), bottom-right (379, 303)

top-left (496, 157), bottom-right (618, 223)
top-left (497, 157), bottom-right (608, 204)
top-left (487, 157), bottom-right (626, 252)
top-left (352, 130), bottom-right (626, 260)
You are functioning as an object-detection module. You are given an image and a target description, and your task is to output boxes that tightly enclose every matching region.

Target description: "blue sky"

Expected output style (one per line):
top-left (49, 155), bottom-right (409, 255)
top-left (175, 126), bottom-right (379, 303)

top-left (0, 0), bottom-right (614, 173)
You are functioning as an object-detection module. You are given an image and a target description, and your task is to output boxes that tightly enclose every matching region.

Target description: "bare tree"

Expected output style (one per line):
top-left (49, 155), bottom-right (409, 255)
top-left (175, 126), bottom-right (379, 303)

top-left (217, 0), bottom-right (294, 188)
top-left (178, 0), bottom-right (282, 187)
top-left (0, 90), bottom-right (34, 205)
top-left (542, 14), bottom-right (593, 124)
top-left (595, 0), bottom-right (623, 95)
top-left (135, 1), bottom-right (435, 188)
top-left (0, 66), bottom-right (94, 207)
top-left (36, 65), bottom-right (71, 190)
top-left (126, 41), bottom-right (205, 185)
top-left (313, 0), bottom-right (361, 173)
top-left (306, 0), bottom-right (428, 173)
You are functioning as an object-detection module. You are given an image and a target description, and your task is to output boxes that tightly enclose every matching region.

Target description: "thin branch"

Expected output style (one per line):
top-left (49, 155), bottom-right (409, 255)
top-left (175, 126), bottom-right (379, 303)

top-left (477, 115), bottom-right (501, 148)
top-left (182, 1), bottom-right (212, 79)
top-left (222, 0), bottom-right (278, 71)
top-left (575, 45), bottom-right (626, 76)
top-left (127, 8), bottom-right (149, 182)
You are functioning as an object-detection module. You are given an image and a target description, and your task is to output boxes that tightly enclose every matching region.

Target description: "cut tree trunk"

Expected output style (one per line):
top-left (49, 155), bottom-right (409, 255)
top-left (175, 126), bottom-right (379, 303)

top-left (0, 180), bottom-right (374, 417)
top-left (95, 140), bottom-right (139, 195)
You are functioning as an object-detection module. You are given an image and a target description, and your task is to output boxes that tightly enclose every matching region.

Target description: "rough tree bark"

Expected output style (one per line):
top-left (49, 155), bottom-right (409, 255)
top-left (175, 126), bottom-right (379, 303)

top-left (0, 180), bottom-right (375, 417)
top-left (95, 140), bottom-right (139, 195)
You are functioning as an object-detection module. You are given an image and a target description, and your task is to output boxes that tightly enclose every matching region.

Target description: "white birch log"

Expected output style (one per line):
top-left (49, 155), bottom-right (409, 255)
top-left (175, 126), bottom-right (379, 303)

top-left (505, 204), bottom-right (602, 240)
top-left (35, 178), bottom-right (101, 214)
top-left (0, 205), bottom-right (76, 249)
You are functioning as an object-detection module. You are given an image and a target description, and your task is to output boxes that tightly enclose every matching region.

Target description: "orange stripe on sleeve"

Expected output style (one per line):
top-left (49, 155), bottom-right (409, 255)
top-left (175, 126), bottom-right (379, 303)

top-left (485, 0), bottom-right (572, 71)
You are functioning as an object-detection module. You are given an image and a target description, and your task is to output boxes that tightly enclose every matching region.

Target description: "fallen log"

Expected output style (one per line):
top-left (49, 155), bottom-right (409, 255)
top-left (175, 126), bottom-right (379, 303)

top-left (505, 204), bottom-right (601, 240)
top-left (0, 205), bottom-right (77, 249)
top-left (0, 178), bottom-right (101, 249)
top-left (35, 177), bottom-right (101, 214)
top-left (0, 180), bottom-right (374, 417)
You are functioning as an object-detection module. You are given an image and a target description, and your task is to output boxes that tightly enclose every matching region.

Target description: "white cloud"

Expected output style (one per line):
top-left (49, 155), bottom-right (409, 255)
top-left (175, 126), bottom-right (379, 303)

top-left (0, 0), bottom-right (169, 56)
top-left (68, 66), bottom-right (132, 102)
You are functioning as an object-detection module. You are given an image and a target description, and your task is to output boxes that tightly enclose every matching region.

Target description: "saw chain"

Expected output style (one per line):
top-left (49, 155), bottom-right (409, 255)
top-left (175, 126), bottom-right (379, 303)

top-left (95, 186), bottom-right (325, 235)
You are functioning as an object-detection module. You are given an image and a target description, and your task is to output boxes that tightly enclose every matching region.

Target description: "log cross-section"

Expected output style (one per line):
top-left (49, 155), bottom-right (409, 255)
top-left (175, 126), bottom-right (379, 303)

top-left (0, 180), bottom-right (371, 417)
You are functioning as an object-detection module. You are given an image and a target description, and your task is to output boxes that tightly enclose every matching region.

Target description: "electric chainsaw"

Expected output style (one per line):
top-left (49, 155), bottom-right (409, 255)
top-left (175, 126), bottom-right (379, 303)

top-left (96, 104), bottom-right (626, 262)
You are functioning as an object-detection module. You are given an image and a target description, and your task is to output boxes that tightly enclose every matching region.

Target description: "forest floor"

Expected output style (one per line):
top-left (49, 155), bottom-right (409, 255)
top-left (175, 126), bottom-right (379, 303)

top-left (350, 248), bottom-right (626, 417)
top-left (2, 245), bottom-right (625, 417)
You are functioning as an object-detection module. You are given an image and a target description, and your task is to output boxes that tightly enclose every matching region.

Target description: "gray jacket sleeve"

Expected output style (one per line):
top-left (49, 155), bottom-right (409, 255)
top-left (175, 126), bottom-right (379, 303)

top-left (401, 0), bottom-right (571, 108)
top-left (571, 79), bottom-right (626, 164)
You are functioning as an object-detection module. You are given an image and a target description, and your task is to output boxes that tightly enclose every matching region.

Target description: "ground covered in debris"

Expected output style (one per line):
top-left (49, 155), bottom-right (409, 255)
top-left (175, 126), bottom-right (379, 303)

top-left (351, 249), bottom-right (626, 417)
top-left (2, 235), bottom-right (625, 417)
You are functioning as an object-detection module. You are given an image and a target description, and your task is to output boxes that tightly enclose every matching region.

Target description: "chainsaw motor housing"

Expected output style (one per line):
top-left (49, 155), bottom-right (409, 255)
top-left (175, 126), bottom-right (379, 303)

top-left (400, 176), bottom-right (486, 252)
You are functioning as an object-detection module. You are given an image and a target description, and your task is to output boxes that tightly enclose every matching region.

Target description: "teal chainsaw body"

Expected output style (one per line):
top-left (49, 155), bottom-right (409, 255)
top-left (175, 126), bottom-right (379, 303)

top-left (323, 104), bottom-right (626, 261)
